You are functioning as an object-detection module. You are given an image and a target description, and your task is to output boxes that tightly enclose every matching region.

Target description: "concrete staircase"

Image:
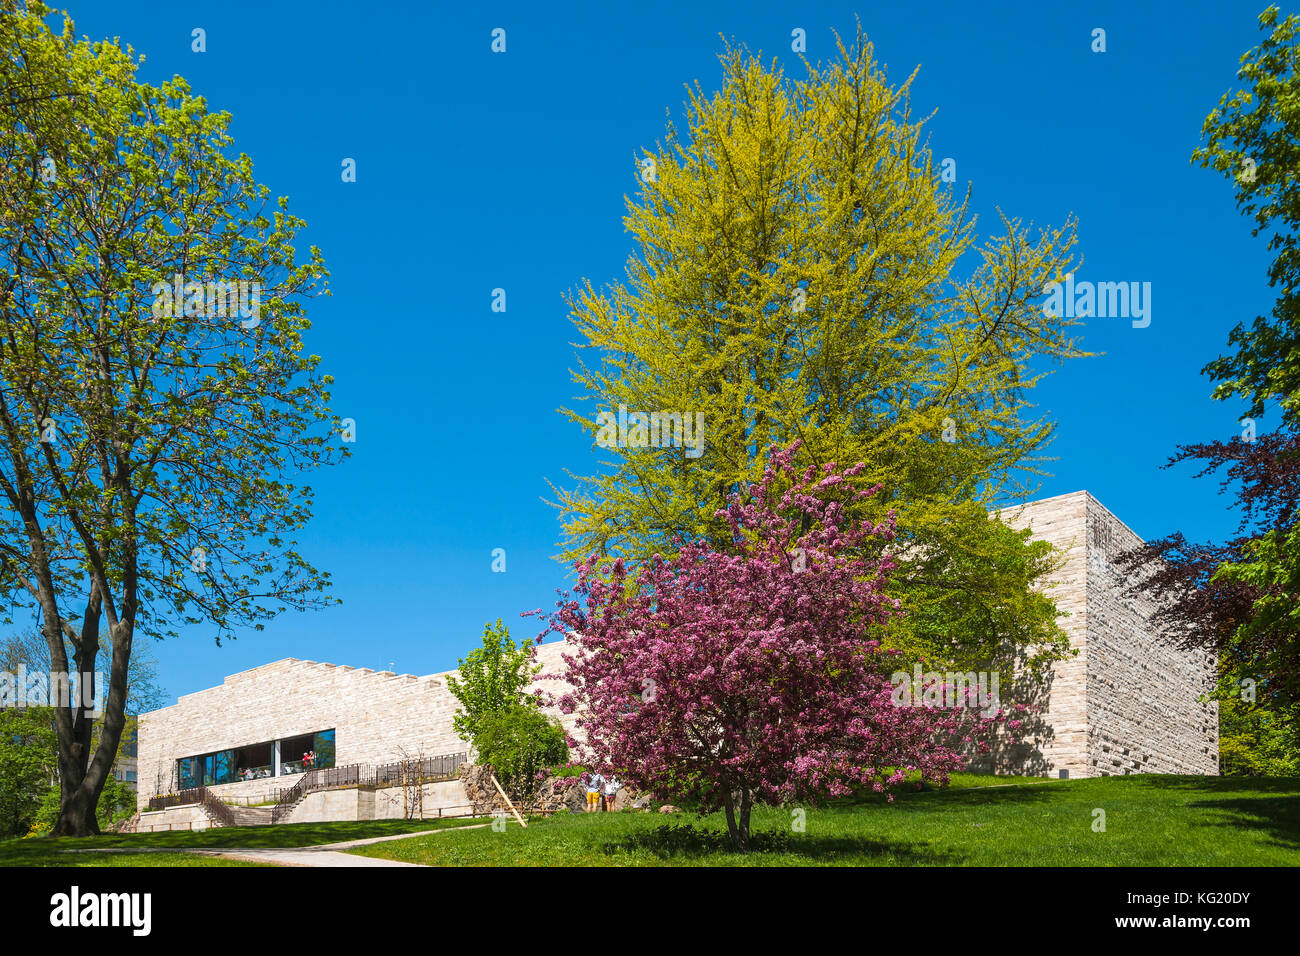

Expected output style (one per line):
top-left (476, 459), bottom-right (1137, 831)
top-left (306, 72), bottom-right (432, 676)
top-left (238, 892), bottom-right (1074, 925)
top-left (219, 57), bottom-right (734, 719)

top-left (225, 805), bottom-right (274, 827)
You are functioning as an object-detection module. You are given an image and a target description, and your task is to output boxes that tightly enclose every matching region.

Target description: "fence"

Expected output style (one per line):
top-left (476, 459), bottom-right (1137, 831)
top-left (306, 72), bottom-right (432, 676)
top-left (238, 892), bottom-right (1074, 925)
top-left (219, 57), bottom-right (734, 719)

top-left (272, 752), bottom-right (468, 823)
top-left (146, 788), bottom-right (205, 812)
top-left (135, 820), bottom-right (214, 833)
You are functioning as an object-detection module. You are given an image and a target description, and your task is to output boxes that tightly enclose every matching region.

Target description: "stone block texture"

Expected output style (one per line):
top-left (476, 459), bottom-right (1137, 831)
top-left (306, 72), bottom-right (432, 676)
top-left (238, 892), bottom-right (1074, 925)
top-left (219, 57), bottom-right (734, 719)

top-left (997, 491), bottom-right (1218, 777)
top-left (137, 640), bottom-right (581, 810)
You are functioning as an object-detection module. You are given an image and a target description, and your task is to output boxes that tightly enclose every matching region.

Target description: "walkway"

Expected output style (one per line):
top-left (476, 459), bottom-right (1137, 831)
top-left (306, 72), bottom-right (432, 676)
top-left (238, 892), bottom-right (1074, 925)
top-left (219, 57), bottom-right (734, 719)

top-left (62, 821), bottom-right (502, 867)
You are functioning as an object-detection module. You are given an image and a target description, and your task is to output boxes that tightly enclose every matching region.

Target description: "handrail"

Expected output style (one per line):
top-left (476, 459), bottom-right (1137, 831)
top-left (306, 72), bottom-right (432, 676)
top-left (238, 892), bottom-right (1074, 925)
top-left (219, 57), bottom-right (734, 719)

top-left (197, 787), bottom-right (239, 828)
top-left (270, 770), bottom-right (313, 823)
top-left (269, 752), bottom-right (467, 823)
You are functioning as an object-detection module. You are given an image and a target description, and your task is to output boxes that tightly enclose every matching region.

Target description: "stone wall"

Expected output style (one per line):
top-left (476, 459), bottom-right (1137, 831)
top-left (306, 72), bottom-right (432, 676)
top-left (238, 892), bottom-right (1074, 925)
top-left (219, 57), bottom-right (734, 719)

top-left (996, 491), bottom-right (1217, 778)
top-left (134, 804), bottom-right (213, 833)
top-left (1083, 499), bottom-right (1218, 775)
top-left (994, 491), bottom-right (1091, 777)
top-left (136, 658), bottom-right (471, 810)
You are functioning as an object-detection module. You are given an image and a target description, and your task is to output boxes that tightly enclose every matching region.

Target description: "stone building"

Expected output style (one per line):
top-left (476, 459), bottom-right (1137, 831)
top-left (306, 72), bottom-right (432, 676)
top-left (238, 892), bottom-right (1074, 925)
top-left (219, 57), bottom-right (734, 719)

top-left (135, 642), bottom-right (573, 814)
top-left (136, 490), bottom-right (1217, 817)
top-left (992, 491), bottom-right (1218, 778)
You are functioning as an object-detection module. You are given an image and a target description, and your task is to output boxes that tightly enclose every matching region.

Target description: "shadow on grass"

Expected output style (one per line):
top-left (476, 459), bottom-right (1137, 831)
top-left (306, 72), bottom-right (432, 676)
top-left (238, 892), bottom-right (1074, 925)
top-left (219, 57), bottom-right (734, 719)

top-left (1093, 775), bottom-right (1300, 850)
top-left (1182, 795), bottom-right (1300, 853)
top-left (1133, 775), bottom-right (1300, 796)
top-left (0, 817), bottom-right (475, 864)
top-left (836, 782), bottom-right (1061, 813)
top-left (598, 822), bottom-right (954, 864)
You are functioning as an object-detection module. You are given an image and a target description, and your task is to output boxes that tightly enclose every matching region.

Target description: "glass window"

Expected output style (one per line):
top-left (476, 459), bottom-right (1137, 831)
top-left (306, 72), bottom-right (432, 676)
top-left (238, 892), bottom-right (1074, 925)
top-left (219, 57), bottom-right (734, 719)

top-left (178, 756), bottom-right (200, 790)
top-left (313, 730), bottom-right (336, 771)
top-left (178, 730), bottom-right (337, 785)
top-left (205, 750), bottom-right (236, 786)
top-left (278, 732), bottom-right (317, 776)
top-left (232, 741), bottom-right (274, 781)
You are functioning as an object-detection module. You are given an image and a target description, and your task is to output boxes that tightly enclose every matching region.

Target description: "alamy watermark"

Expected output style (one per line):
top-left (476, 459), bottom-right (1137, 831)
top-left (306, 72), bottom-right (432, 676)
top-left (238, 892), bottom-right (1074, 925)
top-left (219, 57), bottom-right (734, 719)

top-left (890, 664), bottom-right (1001, 718)
top-left (1, 666), bottom-right (104, 717)
top-left (151, 274), bottom-right (261, 328)
top-left (1042, 272), bottom-right (1151, 328)
top-left (596, 405), bottom-right (705, 458)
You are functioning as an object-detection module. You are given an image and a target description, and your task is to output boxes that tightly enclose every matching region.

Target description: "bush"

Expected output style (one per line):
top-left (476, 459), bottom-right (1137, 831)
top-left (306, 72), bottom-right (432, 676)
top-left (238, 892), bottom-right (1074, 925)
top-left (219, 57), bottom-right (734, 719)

top-left (476, 705), bottom-right (569, 809)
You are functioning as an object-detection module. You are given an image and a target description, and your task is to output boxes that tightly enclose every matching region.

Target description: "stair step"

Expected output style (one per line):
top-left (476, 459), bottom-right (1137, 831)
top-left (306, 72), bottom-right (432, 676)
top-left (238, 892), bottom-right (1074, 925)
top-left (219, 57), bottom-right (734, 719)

top-left (226, 806), bottom-right (275, 826)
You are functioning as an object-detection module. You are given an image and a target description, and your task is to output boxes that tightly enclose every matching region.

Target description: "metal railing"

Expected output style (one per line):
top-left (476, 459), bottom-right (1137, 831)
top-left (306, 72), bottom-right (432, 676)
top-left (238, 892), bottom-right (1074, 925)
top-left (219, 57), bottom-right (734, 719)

top-left (144, 786), bottom-right (239, 828)
top-left (146, 787), bottom-right (205, 812)
top-left (271, 752), bottom-right (468, 823)
top-left (198, 788), bottom-right (239, 827)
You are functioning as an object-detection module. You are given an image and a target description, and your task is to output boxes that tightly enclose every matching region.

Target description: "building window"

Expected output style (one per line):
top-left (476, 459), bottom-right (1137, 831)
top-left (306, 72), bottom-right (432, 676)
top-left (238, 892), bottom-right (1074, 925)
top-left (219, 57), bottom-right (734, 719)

top-left (205, 750), bottom-right (236, 786)
top-left (177, 729), bottom-right (336, 786)
top-left (232, 741), bottom-right (274, 781)
top-left (178, 756), bottom-right (201, 789)
top-left (279, 729), bottom-right (335, 775)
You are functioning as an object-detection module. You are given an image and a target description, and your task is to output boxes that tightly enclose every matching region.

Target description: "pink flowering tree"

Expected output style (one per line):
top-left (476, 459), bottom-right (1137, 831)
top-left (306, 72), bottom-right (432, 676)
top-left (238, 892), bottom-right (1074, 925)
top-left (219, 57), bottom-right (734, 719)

top-left (537, 443), bottom-right (1005, 850)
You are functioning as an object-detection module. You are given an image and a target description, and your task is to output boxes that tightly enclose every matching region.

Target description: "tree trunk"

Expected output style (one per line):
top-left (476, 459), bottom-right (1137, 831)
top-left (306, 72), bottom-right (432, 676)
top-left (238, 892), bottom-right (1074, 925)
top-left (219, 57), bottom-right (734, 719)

top-left (51, 782), bottom-right (101, 837)
top-left (723, 787), bottom-right (752, 851)
top-left (49, 614), bottom-right (132, 837)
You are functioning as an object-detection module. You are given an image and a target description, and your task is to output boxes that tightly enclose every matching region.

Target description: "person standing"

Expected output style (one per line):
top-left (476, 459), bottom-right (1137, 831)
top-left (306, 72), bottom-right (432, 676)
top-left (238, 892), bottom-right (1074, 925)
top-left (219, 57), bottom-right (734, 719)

top-left (604, 774), bottom-right (620, 812)
top-left (585, 770), bottom-right (605, 813)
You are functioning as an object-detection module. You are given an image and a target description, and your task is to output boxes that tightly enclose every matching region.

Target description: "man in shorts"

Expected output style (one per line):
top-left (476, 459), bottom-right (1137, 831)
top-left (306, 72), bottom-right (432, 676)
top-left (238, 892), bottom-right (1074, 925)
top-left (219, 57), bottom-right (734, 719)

top-left (586, 770), bottom-right (605, 812)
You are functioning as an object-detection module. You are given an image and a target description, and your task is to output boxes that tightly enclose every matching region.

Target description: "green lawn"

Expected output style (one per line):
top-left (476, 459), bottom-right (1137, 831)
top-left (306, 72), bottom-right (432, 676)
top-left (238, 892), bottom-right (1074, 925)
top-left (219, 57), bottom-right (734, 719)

top-left (0, 817), bottom-right (480, 867)
top-left (346, 775), bottom-right (1300, 867)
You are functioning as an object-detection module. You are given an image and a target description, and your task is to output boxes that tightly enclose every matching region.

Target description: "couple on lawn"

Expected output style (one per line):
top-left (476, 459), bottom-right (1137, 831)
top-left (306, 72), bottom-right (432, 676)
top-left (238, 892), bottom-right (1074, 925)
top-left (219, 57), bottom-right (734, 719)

top-left (585, 770), bottom-right (619, 812)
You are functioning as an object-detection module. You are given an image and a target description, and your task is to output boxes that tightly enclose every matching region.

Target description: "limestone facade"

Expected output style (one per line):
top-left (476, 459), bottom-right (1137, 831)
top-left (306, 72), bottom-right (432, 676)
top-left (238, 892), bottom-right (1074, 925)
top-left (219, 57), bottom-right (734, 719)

top-left (136, 641), bottom-right (575, 810)
top-left (996, 491), bottom-right (1218, 777)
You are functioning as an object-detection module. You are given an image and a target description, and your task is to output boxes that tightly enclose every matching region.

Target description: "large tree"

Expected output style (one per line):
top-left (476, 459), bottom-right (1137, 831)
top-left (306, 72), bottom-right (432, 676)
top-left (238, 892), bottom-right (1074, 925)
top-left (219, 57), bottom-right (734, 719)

top-left (543, 444), bottom-right (1009, 851)
top-left (0, 2), bottom-right (345, 835)
top-left (552, 31), bottom-right (1081, 677)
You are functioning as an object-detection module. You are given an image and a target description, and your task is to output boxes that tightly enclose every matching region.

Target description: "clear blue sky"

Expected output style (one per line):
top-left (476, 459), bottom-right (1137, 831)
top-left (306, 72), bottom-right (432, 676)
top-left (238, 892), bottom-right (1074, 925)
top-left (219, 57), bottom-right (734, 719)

top-left (55, 0), bottom-right (1281, 701)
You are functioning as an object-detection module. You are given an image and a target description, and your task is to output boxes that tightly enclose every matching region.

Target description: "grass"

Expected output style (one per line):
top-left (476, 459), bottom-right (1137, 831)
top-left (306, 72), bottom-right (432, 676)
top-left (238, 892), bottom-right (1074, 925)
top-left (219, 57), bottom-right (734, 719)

top-left (0, 817), bottom-right (480, 867)
top-left (346, 774), bottom-right (1300, 867)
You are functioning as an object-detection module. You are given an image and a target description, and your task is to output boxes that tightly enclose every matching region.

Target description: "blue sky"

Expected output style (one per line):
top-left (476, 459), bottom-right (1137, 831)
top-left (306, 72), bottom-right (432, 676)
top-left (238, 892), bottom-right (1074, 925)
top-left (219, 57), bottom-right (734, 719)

top-left (54, 0), bottom-right (1282, 701)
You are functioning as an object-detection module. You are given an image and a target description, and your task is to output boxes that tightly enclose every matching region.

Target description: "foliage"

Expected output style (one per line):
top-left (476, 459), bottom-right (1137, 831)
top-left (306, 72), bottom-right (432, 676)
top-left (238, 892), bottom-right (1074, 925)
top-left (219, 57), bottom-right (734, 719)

top-left (1218, 672), bottom-right (1300, 775)
top-left (551, 27), bottom-right (1080, 677)
top-left (445, 619), bottom-right (542, 749)
top-left (1193, 5), bottom-right (1300, 427)
top-left (2, 628), bottom-right (167, 715)
top-left (474, 704), bottom-right (569, 808)
top-left (0, 1), bottom-right (343, 834)
top-left (0, 705), bottom-right (56, 837)
top-left (540, 443), bottom-right (1012, 850)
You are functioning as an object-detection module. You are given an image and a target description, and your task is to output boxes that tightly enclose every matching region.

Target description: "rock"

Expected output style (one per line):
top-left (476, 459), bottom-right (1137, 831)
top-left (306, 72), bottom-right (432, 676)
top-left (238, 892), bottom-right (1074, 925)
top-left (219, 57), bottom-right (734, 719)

top-left (460, 763), bottom-right (651, 816)
top-left (658, 804), bottom-right (681, 814)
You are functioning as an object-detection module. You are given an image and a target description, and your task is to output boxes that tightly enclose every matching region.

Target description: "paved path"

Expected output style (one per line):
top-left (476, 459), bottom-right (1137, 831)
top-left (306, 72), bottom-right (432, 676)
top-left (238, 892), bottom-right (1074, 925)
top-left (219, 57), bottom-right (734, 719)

top-left (62, 821), bottom-right (505, 868)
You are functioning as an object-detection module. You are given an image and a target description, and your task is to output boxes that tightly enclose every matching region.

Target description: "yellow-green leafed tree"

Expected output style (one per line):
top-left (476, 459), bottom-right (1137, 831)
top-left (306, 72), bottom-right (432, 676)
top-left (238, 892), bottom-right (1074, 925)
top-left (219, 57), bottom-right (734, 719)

top-left (554, 29), bottom-right (1083, 675)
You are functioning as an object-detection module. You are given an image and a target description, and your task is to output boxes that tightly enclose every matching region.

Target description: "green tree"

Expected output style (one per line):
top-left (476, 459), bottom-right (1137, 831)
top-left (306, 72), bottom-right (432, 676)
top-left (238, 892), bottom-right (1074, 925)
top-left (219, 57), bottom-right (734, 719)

top-left (474, 705), bottom-right (569, 809)
top-left (0, 705), bottom-right (56, 837)
top-left (0, 2), bottom-right (344, 835)
top-left (553, 30), bottom-right (1080, 674)
top-left (1193, 6), bottom-right (1300, 427)
top-left (446, 620), bottom-right (542, 748)
top-left (1219, 686), bottom-right (1300, 776)
top-left (3, 628), bottom-right (166, 715)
